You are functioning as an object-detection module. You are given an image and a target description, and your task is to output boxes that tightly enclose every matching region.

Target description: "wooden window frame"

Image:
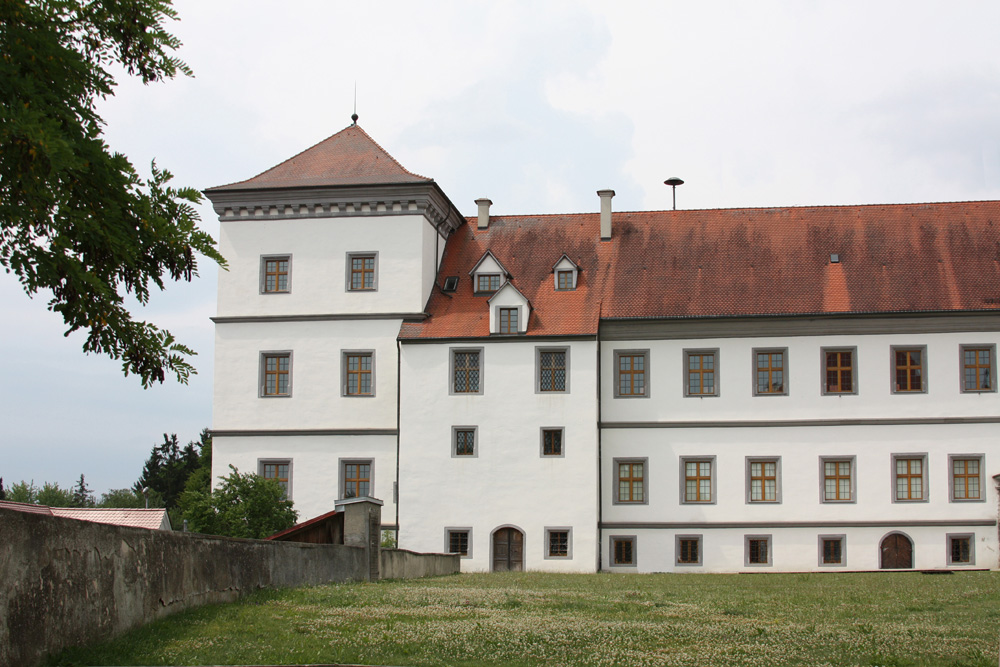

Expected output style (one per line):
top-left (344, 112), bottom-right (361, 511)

top-left (340, 458), bottom-right (373, 499)
top-left (556, 270), bottom-right (575, 290)
top-left (614, 350), bottom-right (649, 398)
top-left (820, 456), bottom-right (856, 503)
top-left (445, 527), bottom-right (473, 559)
top-left (945, 533), bottom-right (975, 566)
top-left (684, 349), bottom-right (719, 397)
top-left (450, 347), bottom-right (484, 395)
top-left (675, 534), bottom-right (703, 566)
top-left (746, 457), bottom-right (781, 503)
top-left (613, 457), bottom-right (648, 505)
top-left (536, 347), bottom-right (569, 393)
top-left (891, 346), bottom-right (926, 393)
top-left (258, 459), bottom-right (292, 499)
top-left (822, 347), bottom-right (857, 395)
top-left (342, 350), bottom-right (375, 397)
top-left (609, 535), bottom-right (636, 567)
top-left (544, 527), bottom-right (573, 560)
top-left (498, 306), bottom-right (519, 334)
top-left (891, 454), bottom-right (928, 503)
top-left (680, 456), bottom-right (716, 504)
top-left (752, 348), bottom-right (787, 396)
top-left (346, 252), bottom-right (378, 292)
top-left (745, 534), bottom-right (772, 567)
top-left (818, 534), bottom-right (846, 567)
top-left (260, 351), bottom-right (292, 398)
top-left (475, 273), bottom-right (501, 293)
top-left (949, 455), bottom-right (984, 502)
top-left (960, 345), bottom-right (996, 393)
top-left (452, 426), bottom-right (478, 458)
top-left (540, 427), bottom-right (565, 458)
top-left (260, 254), bottom-right (291, 294)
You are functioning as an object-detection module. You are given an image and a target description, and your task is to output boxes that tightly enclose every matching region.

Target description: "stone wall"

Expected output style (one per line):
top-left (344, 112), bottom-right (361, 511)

top-left (380, 548), bottom-right (461, 579)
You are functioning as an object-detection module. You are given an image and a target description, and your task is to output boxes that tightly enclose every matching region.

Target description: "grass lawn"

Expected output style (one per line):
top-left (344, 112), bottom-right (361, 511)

top-left (48, 571), bottom-right (1000, 667)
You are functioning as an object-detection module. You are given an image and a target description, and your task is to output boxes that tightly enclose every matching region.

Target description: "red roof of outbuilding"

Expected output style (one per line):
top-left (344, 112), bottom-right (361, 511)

top-left (400, 201), bottom-right (1000, 340)
top-left (206, 124), bottom-right (431, 191)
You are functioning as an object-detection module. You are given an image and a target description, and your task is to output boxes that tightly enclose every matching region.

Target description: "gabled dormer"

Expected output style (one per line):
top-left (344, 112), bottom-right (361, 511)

top-left (469, 251), bottom-right (510, 294)
top-left (552, 255), bottom-right (580, 291)
top-left (487, 282), bottom-right (530, 335)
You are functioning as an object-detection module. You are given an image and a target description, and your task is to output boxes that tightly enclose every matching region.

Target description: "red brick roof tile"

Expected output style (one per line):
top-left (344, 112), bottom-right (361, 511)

top-left (400, 201), bottom-right (1000, 340)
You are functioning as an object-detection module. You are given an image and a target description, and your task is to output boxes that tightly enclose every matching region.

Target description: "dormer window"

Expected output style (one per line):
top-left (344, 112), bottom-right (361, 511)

top-left (470, 251), bottom-right (510, 294)
top-left (499, 308), bottom-right (518, 334)
top-left (488, 282), bottom-right (529, 335)
top-left (557, 270), bottom-right (574, 290)
top-left (477, 274), bottom-right (501, 292)
top-left (552, 255), bottom-right (579, 290)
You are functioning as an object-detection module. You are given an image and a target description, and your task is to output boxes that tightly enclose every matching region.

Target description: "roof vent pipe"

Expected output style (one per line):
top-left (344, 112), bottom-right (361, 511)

top-left (475, 198), bottom-right (492, 230)
top-left (598, 189), bottom-right (615, 240)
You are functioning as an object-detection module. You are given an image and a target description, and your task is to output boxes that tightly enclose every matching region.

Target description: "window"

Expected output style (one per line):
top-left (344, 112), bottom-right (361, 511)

top-left (950, 456), bottom-right (983, 501)
top-left (961, 345), bottom-right (995, 392)
top-left (745, 535), bottom-right (772, 566)
top-left (556, 270), bottom-right (574, 290)
top-left (442, 276), bottom-right (459, 292)
top-left (343, 351), bottom-right (373, 396)
top-left (754, 349), bottom-right (786, 395)
top-left (453, 427), bottom-right (477, 457)
top-left (261, 352), bottom-right (291, 397)
top-left (676, 535), bottom-right (702, 566)
top-left (747, 458), bottom-right (779, 503)
top-left (685, 350), bottom-right (718, 396)
top-left (499, 307), bottom-right (518, 334)
top-left (541, 428), bottom-right (564, 457)
top-left (537, 348), bottom-right (568, 392)
top-left (946, 533), bottom-right (975, 565)
top-left (348, 253), bottom-right (376, 291)
top-left (893, 455), bottom-right (927, 502)
top-left (821, 458), bottom-right (855, 502)
top-left (682, 458), bottom-right (715, 503)
top-left (614, 458), bottom-right (647, 504)
top-left (823, 348), bottom-right (856, 394)
top-left (615, 350), bottom-right (649, 398)
top-left (451, 348), bottom-right (483, 394)
top-left (892, 347), bottom-right (925, 393)
top-left (819, 535), bottom-right (846, 567)
top-left (446, 529), bottom-right (472, 558)
top-left (259, 460), bottom-right (291, 498)
top-left (476, 274), bottom-right (501, 292)
top-left (610, 536), bottom-right (636, 567)
top-left (545, 528), bottom-right (572, 559)
top-left (260, 255), bottom-right (290, 293)
top-left (341, 460), bottom-right (372, 499)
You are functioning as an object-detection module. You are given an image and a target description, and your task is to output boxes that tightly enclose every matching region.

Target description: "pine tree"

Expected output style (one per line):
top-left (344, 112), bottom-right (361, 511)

top-left (134, 433), bottom-right (201, 509)
top-left (0, 477), bottom-right (6, 501)
top-left (71, 474), bottom-right (95, 507)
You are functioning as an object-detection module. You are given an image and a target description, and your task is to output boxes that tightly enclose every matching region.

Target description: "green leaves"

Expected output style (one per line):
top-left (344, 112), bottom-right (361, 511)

top-left (181, 465), bottom-right (299, 540)
top-left (0, 0), bottom-right (225, 386)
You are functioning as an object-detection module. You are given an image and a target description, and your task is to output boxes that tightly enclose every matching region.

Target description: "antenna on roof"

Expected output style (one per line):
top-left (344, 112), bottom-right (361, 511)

top-left (664, 177), bottom-right (684, 210)
top-left (351, 81), bottom-right (358, 125)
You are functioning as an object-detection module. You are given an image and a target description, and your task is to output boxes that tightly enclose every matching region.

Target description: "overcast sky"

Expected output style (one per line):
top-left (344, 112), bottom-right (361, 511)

top-left (3, 0), bottom-right (999, 498)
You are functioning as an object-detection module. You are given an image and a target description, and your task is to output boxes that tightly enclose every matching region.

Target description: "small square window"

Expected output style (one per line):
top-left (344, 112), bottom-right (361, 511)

top-left (476, 274), bottom-right (501, 292)
top-left (892, 347), bottom-right (925, 393)
top-left (685, 350), bottom-right (718, 397)
top-left (556, 270), bottom-right (575, 290)
top-left (615, 350), bottom-right (649, 398)
top-left (745, 535), bottom-right (772, 566)
top-left (541, 428), bottom-right (564, 457)
top-left (498, 307), bottom-right (519, 334)
top-left (753, 349), bottom-right (786, 395)
top-left (676, 535), bottom-right (702, 566)
top-left (892, 454), bottom-right (927, 502)
top-left (442, 276), bottom-right (459, 292)
top-left (260, 255), bottom-right (290, 294)
top-left (343, 351), bottom-right (374, 396)
top-left (260, 352), bottom-right (291, 397)
top-left (341, 459), bottom-right (372, 499)
top-left (453, 427), bottom-right (477, 457)
top-left (823, 348), bottom-right (857, 394)
top-left (961, 345), bottom-right (996, 392)
top-left (949, 455), bottom-right (984, 501)
top-left (451, 348), bottom-right (483, 394)
top-left (946, 533), bottom-right (975, 565)
top-left (545, 528), bottom-right (572, 559)
top-left (347, 253), bottom-right (377, 291)
top-left (446, 528), bottom-right (472, 559)
top-left (821, 457), bottom-right (856, 503)
top-left (818, 535), bottom-right (846, 567)
top-left (614, 458), bottom-right (647, 504)
top-left (747, 458), bottom-right (780, 503)
top-left (537, 348), bottom-right (568, 393)
top-left (610, 536), bottom-right (636, 567)
top-left (681, 457), bottom-right (715, 504)
top-left (259, 459), bottom-right (291, 499)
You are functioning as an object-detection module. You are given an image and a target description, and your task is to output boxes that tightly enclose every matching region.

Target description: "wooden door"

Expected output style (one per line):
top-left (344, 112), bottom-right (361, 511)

top-left (492, 528), bottom-right (524, 572)
top-left (880, 533), bottom-right (913, 569)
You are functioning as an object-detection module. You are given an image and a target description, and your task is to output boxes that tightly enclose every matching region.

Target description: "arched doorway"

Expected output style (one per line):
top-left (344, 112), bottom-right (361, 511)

top-left (880, 533), bottom-right (913, 569)
top-left (492, 527), bottom-right (524, 572)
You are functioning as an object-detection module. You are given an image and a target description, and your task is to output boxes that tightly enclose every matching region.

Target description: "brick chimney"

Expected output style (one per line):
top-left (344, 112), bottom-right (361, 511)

top-left (475, 198), bottom-right (492, 230)
top-left (598, 189), bottom-right (615, 240)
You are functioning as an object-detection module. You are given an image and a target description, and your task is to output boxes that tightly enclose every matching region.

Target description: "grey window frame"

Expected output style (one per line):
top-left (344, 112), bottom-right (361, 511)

top-left (818, 534), bottom-right (847, 567)
top-left (680, 456), bottom-right (717, 505)
top-left (609, 535), bottom-right (637, 568)
top-left (890, 345), bottom-right (928, 394)
top-left (612, 457), bottom-right (649, 505)
top-left (258, 458), bottom-right (292, 499)
top-left (684, 348), bottom-right (720, 397)
top-left (259, 350), bottom-right (293, 398)
top-left (959, 344), bottom-right (997, 393)
top-left (745, 534), bottom-right (772, 567)
top-left (945, 532), bottom-right (975, 566)
top-left (449, 347), bottom-right (484, 395)
top-left (752, 347), bottom-right (788, 396)
top-left (339, 458), bottom-right (374, 500)
top-left (819, 456), bottom-right (857, 504)
top-left (948, 454), bottom-right (985, 502)
top-left (536, 346), bottom-right (570, 394)
top-left (613, 349), bottom-right (650, 398)
top-left (675, 534), bottom-right (703, 567)
top-left (544, 527), bottom-right (573, 560)
top-left (259, 254), bottom-right (292, 294)
top-left (495, 305), bottom-right (523, 335)
top-left (821, 346), bottom-right (858, 395)
top-left (745, 456), bottom-right (782, 504)
top-left (444, 527), bottom-right (473, 559)
top-left (540, 427), bottom-right (565, 458)
top-left (452, 426), bottom-right (479, 458)
top-left (341, 349), bottom-right (375, 397)
top-left (345, 251), bottom-right (378, 292)
top-left (555, 269), bottom-right (576, 290)
top-left (891, 453), bottom-right (929, 503)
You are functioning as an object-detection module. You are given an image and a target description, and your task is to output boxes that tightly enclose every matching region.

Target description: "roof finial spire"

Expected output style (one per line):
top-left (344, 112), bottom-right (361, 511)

top-left (351, 81), bottom-right (358, 125)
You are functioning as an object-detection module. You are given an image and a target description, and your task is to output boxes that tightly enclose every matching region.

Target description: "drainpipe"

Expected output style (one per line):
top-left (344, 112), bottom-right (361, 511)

top-left (993, 474), bottom-right (1000, 569)
top-left (596, 332), bottom-right (603, 572)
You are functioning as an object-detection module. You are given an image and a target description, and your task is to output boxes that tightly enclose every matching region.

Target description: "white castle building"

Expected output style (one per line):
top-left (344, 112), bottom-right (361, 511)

top-left (206, 122), bottom-right (999, 573)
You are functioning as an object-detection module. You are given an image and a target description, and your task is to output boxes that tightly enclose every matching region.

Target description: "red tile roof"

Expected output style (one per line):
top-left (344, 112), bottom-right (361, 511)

top-left (400, 201), bottom-right (1000, 339)
top-left (0, 501), bottom-right (171, 529)
top-left (206, 124), bottom-right (431, 191)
